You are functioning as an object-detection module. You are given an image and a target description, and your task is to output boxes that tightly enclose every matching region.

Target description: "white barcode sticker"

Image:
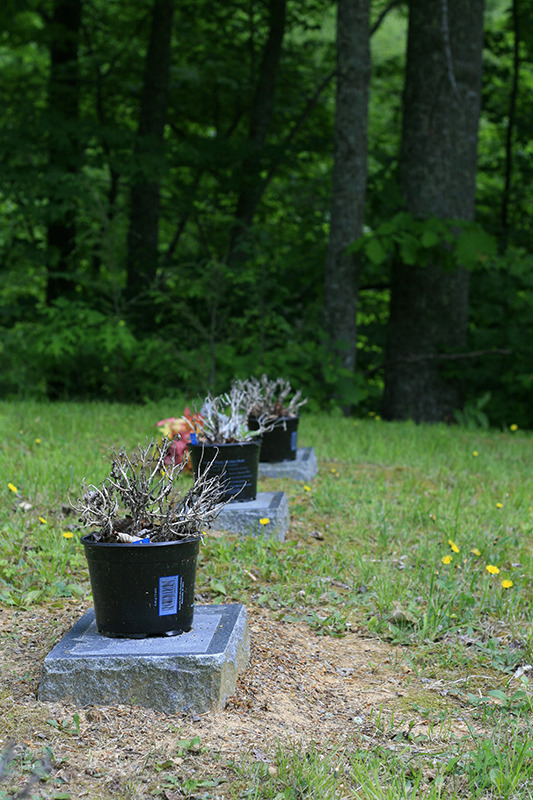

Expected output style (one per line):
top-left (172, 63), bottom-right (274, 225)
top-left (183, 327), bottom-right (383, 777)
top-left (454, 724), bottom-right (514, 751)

top-left (158, 575), bottom-right (179, 616)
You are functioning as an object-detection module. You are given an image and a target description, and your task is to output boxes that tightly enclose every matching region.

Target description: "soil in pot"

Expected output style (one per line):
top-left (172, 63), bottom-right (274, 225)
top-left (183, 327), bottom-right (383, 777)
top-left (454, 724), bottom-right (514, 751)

top-left (188, 440), bottom-right (260, 502)
top-left (249, 416), bottom-right (299, 462)
top-left (82, 535), bottom-right (200, 638)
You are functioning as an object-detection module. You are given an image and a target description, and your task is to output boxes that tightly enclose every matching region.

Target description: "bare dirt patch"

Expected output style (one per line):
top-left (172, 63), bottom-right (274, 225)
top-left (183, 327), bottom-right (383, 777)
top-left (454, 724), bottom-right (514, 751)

top-left (0, 602), bottom-right (487, 798)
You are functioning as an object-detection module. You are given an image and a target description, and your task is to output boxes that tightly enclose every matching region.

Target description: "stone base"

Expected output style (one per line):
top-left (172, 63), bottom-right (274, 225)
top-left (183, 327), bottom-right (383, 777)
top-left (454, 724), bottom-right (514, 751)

top-left (258, 447), bottom-right (318, 482)
top-left (214, 491), bottom-right (289, 541)
top-left (38, 604), bottom-right (249, 715)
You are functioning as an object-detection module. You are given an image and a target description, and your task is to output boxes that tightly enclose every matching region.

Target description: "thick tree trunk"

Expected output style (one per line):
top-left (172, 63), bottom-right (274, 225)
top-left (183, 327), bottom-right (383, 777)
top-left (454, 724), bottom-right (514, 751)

top-left (125, 0), bottom-right (174, 331)
top-left (46, 0), bottom-right (82, 304)
top-left (322, 0), bottom-right (370, 404)
top-left (382, 0), bottom-right (484, 422)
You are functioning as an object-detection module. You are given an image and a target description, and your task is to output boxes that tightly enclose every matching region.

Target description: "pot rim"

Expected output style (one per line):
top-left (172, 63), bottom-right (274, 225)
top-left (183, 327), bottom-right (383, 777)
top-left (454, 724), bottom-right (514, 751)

top-left (188, 439), bottom-right (261, 447)
top-left (81, 533), bottom-right (202, 547)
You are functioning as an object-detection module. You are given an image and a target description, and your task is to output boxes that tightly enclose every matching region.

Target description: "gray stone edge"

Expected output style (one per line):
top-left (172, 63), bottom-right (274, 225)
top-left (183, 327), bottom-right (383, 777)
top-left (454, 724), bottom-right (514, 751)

top-left (258, 447), bottom-right (318, 481)
top-left (215, 492), bottom-right (288, 541)
top-left (38, 605), bottom-right (250, 715)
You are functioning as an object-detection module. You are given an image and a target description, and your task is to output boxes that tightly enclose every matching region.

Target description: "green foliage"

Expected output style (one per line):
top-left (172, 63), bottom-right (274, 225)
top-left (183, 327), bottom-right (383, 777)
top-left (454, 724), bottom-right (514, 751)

top-left (465, 246), bottom-right (533, 428)
top-left (350, 212), bottom-right (496, 271)
top-left (0, 0), bottom-right (531, 430)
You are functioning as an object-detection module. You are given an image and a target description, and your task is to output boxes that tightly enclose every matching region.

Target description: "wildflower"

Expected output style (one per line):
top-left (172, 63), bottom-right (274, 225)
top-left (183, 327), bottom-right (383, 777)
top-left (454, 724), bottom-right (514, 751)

top-left (486, 564), bottom-right (500, 575)
top-left (35, 438), bottom-right (41, 444)
top-left (471, 548), bottom-right (481, 556)
top-left (39, 517), bottom-right (47, 525)
top-left (448, 539), bottom-right (460, 553)
top-left (501, 579), bottom-right (513, 589)
top-left (472, 450), bottom-right (479, 457)
top-left (442, 555), bottom-right (452, 565)
top-left (8, 483), bottom-right (18, 493)
top-left (62, 531), bottom-right (74, 539)
top-left (510, 424), bottom-right (518, 432)
top-left (374, 415), bottom-right (382, 421)
top-left (331, 468), bottom-right (337, 474)
top-left (429, 513), bottom-right (436, 522)
top-left (496, 502), bottom-right (503, 509)
top-left (304, 485), bottom-right (311, 492)
top-left (259, 518), bottom-right (270, 525)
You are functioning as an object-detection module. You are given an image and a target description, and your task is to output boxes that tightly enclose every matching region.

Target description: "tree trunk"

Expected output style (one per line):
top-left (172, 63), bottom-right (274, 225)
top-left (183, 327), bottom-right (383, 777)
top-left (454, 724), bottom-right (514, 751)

top-left (322, 0), bottom-right (370, 407)
top-left (45, 0), bottom-right (82, 304)
top-left (382, 0), bottom-right (484, 422)
top-left (125, 0), bottom-right (174, 331)
top-left (226, 0), bottom-right (287, 263)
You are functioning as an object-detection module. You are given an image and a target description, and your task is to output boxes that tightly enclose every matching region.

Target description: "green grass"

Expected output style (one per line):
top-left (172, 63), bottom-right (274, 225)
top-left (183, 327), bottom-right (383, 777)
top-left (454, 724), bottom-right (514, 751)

top-left (0, 401), bottom-right (532, 798)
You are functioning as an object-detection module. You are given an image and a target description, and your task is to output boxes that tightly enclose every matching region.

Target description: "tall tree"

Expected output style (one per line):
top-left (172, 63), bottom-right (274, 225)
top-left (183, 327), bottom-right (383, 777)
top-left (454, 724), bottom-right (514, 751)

top-left (226, 0), bottom-right (288, 265)
top-left (323, 0), bottom-right (371, 408)
top-left (125, 0), bottom-right (175, 331)
top-left (382, 0), bottom-right (485, 422)
top-left (45, 0), bottom-right (82, 304)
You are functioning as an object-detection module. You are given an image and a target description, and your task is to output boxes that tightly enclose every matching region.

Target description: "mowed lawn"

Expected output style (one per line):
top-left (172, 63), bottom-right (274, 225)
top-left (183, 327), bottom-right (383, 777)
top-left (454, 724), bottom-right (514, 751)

top-left (0, 401), bottom-right (532, 799)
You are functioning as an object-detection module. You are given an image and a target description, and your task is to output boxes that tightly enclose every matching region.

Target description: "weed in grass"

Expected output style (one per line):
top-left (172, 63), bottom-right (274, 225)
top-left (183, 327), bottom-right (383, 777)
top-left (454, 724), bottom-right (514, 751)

top-left (0, 742), bottom-right (61, 800)
top-left (466, 679), bottom-right (533, 723)
top-left (46, 713), bottom-right (80, 736)
top-left (348, 747), bottom-right (452, 800)
top-left (447, 722), bottom-right (533, 797)
top-left (234, 742), bottom-right (345, 799)
top-left (306, 609), bottom-right (351, 636)
top-left (0, 519), bottom-right (86, 606)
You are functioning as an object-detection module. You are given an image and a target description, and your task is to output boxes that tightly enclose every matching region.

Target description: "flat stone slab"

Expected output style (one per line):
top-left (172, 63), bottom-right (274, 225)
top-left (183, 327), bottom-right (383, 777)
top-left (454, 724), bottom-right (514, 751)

top-left (214, 491), bottom-right (288, 541)
top-left (38, 604), bottom-right (249, 715)
top-left (258, 447), bottom-right (318, 482)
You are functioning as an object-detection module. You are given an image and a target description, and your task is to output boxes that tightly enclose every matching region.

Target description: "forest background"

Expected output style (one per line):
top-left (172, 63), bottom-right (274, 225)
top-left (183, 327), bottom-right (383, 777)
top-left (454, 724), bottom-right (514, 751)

top-left (1, 0), bottom-right (532, 429)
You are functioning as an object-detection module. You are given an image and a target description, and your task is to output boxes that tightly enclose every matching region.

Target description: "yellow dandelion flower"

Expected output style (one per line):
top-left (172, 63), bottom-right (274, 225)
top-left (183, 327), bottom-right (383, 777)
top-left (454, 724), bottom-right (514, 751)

top-left (429, 513), bottom-right (436, 521)
top-left (304, 485), bottom-right (311, 492)
top-left (472, 450), bottom-right (479, 457)
top-left (8, 483), bottom-right (18, 493)
top-left (35, 438), bottom-right (41, 444)
top-left (510, 424), bottom-right (518, 432)
top-left (375, 415), bottom-right (382, 421)
top-left (496, 502), bottom-right (503, 509)
top-left (501, 579), bottom-right (513, 589)
top-left (471, 548), bottom-right (481, 556)
top-left (62, 531), bottom-right (74, 539)
top-left (448, 539), bottom-right (460, 553)
top-left (442, 555), bottom-right (452, 565)
top-left (259, 518), bottom-right (270, 525)
top-left (39, 517), bottom-right (47, 525)
top-left (486, 564), bottom-right (500, 575)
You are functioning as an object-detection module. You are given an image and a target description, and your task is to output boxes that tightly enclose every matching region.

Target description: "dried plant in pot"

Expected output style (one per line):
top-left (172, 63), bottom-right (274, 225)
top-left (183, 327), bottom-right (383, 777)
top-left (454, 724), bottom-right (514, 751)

top-left (236, 375), bottom-right (308, 463)
top-left (72, 437), bottom-right (228, 638)
top-left (186, 385), bottom-right (272, 503)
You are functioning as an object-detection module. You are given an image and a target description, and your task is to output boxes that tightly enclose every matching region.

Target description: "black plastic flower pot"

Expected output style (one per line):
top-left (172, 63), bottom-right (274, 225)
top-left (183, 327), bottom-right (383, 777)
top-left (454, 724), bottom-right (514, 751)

top-left (249, 416), bottom-right (299, 462)
top-left (188, 440), bottom-right (260, 503)
top-left (81, 535), bottom-right (200, 638)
